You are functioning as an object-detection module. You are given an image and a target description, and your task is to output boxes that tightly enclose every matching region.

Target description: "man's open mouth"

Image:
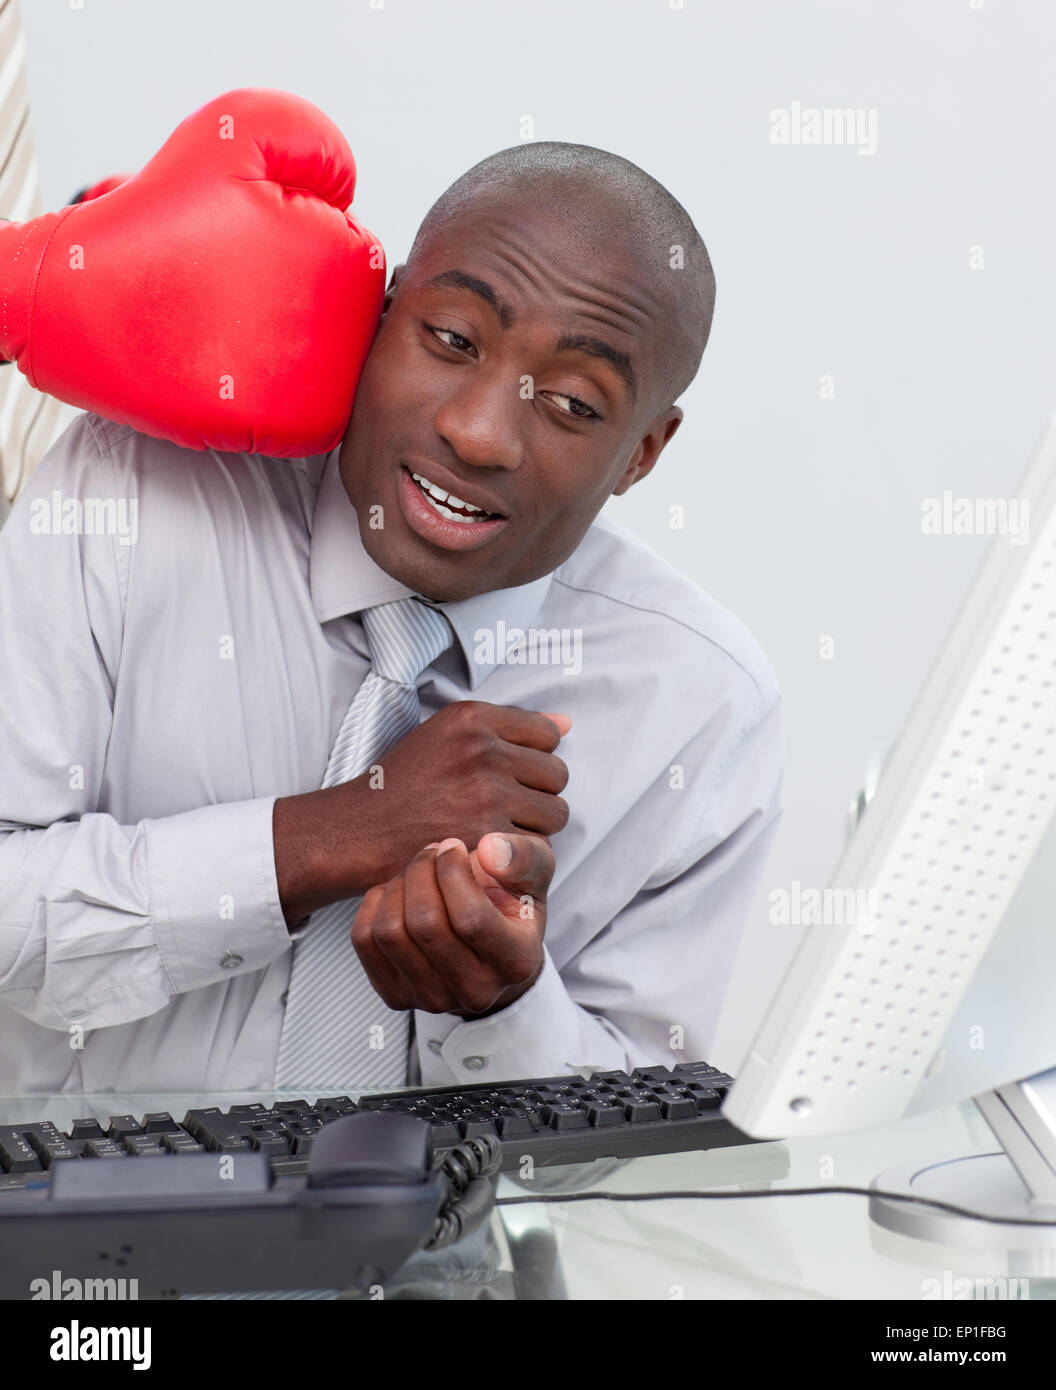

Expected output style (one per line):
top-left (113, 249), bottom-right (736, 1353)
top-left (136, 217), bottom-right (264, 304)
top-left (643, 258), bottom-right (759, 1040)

top-left (407, 469), bottom-right (505, 525)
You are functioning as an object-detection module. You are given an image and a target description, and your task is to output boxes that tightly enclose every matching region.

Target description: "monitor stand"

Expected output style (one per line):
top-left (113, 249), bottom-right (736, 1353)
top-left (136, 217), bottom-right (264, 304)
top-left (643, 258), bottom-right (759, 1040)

top-left (870, 1066), bottom-right (1056, 1265)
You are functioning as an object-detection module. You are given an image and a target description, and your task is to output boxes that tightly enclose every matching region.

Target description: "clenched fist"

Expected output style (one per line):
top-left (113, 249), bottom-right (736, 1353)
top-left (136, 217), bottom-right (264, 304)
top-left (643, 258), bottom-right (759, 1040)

top-left (274, 703), bottom-right (570, 926)
top-left (351, 832), bottom-right (555, 1018)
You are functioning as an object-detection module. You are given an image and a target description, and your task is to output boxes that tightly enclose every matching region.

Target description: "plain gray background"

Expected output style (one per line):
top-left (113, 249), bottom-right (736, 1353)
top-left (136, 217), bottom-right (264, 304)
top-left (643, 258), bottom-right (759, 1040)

top-left (18, 0), bottom-right (1056, 1071)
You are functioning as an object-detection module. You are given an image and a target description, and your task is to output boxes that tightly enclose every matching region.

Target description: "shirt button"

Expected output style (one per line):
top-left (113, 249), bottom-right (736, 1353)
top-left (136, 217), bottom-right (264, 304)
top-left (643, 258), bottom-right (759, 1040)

top-left (219, 951), bottom-right (243, 970)
top-left (427, 1040), bottom-right (443, 1055)
top-left (462, 1055), bottom-right (487, 1071)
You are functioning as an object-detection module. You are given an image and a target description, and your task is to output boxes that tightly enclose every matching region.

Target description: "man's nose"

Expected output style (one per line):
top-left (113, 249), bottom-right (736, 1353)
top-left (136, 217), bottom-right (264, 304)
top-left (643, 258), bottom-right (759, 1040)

top-left (433, 371), bottom-right (523, 472)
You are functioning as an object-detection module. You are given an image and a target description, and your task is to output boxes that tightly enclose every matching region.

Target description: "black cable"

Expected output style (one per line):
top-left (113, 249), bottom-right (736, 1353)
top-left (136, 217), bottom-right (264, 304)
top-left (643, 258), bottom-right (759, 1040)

top-left (495, 1176), bottom-right (1056, 1228)
top-left (427, 1134), bottom-right (504, 1249)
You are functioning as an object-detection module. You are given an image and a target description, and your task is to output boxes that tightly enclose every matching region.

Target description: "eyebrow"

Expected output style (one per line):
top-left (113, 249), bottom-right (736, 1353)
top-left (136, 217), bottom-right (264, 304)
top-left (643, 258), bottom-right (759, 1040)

top-left (424, 269), bottom-right (514, 327)
top-left (422, 268), bottom-right (639, 401)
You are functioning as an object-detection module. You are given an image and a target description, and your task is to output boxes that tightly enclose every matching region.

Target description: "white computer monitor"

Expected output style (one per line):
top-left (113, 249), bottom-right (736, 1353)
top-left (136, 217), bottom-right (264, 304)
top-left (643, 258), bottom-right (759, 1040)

top-left (723, 416), bottom-right (1056, 1248)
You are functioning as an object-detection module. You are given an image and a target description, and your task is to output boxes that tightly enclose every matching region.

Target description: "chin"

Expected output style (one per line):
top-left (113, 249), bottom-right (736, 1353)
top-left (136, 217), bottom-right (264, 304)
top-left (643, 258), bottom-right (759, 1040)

top-left (356, 523), bottom-right (456, 601)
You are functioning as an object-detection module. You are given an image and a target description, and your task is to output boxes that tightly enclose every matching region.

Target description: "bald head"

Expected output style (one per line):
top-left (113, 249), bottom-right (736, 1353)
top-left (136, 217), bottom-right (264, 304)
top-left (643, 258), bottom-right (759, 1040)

top-left (406, 141), bottom-right (716, 417)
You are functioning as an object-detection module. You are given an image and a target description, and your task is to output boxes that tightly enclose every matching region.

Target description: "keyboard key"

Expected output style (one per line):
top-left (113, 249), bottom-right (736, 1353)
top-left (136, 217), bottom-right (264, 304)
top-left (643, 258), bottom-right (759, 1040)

top-left (215, 1136), bottom-right (252, 1153)
top-left (142, 1111), bottom-right (177, 1134)
top-left (496, 1114), bottom-right (533, 1137)
top-left (459, 1115), bottom-right (497, 1140)
top-left (69, 1118), bottom-right (105, 1140)
top-left (542, 1105), bottom-right (589, 1132)
top-left (124, 1140), bottom-right (165, 1157)
top-left (0, 1129), bottom-right (43, 1173)
top-left (237, 1109), bottom-right (283, 1128)
top-left (40, 1142), bottom-right (80, 1166)
top-left (21, 1122), bottom-right (66, 1155)
top-left (313, 1097), bottom-right (357, 1116)
top-left (107, 1115), bottom-right (143, 1140)
top-left (83, 1140), bottom-right (126, 1158)
top-left (660, 1097), bottom-right (698, 1120)
top-left (623, 1101), bottom-right (662, 1123)
top-left (162, 1134), bottom-right (204, 1154)
top-left (181, 1108), bottom-right (221, 1140)
top-left (428, 1123), bottom-right (460, 1146)
top-left (274, 1100), bottom-right (311, 1116)
top-left (124, 1134), bottom-right (165, 1155)
top-left (633, 1066), bottom-right (674, 1085)
top-left (248, 1130), bottom-right (289, 1156)
top-left (585, 1102), bottom-right (623, 1127)
top-left (692, 1088), bottom-right (723, 1111)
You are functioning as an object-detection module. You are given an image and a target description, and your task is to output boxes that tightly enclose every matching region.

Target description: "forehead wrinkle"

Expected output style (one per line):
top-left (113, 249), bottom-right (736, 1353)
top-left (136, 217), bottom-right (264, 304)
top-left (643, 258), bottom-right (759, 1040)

top-left (471, 223), bottom-right (661, 337)
top-left (452, 211), bottom-right (661, 322)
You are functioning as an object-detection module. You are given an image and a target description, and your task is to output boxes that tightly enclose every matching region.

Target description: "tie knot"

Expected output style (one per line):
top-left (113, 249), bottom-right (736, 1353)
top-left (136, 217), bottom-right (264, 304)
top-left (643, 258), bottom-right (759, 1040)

top-left (361, 597), bottom-right (454, 686)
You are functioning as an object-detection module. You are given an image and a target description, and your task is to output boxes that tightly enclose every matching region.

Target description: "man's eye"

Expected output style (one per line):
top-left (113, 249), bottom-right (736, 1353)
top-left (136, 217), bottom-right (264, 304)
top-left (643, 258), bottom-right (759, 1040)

top-left (542, 391), bottom-right (601, 421)
top-left (426, 323), bottom-right (477, 356)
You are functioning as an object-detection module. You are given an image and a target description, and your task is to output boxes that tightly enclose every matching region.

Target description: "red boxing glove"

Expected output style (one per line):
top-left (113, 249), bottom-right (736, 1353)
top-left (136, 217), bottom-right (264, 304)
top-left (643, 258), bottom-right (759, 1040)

top-left (0, 88), bottom-right (385, 457)
top-left (69, 174), bottom-right (132, 204)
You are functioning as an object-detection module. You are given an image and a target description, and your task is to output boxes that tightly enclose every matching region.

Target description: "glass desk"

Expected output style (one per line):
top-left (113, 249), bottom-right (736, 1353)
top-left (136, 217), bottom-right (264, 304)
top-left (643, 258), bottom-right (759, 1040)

top-left (0, 1089), bottom-right (1043, 1300)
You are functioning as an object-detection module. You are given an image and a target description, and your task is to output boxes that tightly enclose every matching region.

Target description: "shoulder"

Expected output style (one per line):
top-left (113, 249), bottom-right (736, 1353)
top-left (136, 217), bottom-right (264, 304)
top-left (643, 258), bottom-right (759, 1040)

top-left (58, 413), bottom-right (327, 490)
top-left (552, 509), bottom-right (781, 715)
top-left (28, 413), bottom-right (328, 537)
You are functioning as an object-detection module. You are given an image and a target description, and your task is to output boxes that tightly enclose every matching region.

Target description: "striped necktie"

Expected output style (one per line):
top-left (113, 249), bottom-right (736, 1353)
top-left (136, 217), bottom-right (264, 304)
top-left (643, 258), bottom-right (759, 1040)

top-left (0, 0), bottom-right (68, 522)
top-left (275, 596), bottom-right (455, 1091)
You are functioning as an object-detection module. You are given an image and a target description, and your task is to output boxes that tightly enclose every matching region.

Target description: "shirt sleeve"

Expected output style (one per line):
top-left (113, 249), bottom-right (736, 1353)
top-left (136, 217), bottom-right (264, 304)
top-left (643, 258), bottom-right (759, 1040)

top-left (0, 414), bottom-right (291, 1033)
top-left (413, 688), bottom-right (785, 1086)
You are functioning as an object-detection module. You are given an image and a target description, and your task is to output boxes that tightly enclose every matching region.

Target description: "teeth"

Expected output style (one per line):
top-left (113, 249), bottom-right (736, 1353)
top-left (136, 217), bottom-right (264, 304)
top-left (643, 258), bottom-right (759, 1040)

top-left (411, 471), bottom-right (493, 522)
top-left (436, 501), bottom-right (483, 523)
top-left (413, 472), bottom-right (450, 504)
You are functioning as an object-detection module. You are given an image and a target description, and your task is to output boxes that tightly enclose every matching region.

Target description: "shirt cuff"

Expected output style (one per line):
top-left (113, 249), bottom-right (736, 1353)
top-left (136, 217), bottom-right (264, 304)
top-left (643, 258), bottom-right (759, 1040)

top-left (147, 796), bottom-right (291, 993)
top-left (413, 946), bottom-right (623, 1086)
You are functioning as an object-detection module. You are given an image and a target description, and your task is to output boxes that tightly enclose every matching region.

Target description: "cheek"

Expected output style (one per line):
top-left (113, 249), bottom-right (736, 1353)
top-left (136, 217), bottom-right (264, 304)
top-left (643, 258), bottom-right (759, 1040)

top-left (371, 320), bottom-right (438, 404)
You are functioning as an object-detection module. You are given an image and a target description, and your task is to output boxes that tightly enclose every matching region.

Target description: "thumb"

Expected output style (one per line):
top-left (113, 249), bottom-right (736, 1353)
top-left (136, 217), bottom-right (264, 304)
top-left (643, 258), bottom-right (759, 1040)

top-left (476, 832), bottom-right (555, 899)
top-left (537, 711), bottom-right (572, 737)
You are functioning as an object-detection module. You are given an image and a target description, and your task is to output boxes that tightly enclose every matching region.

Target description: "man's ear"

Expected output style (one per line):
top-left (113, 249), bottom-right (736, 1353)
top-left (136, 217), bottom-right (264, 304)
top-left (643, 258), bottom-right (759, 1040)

top-left (382, 262), bottom-right (406, 314)
top-left (611, 406), bottom-right (683, 496)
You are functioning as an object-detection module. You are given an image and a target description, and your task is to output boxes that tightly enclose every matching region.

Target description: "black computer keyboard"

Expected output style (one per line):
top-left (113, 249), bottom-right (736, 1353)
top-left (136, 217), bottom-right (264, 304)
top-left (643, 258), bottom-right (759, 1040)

top-left (0, 1060), bottom-right (749, 1188)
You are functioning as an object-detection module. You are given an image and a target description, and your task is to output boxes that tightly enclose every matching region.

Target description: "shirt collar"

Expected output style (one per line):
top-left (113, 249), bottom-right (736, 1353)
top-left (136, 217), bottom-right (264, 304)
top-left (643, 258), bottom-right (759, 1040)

top-left (309, 446), bottom-right (554, 690)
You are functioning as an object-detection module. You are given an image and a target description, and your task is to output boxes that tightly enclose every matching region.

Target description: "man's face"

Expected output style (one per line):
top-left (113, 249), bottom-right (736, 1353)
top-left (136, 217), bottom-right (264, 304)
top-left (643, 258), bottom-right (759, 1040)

top-left (339, 188), bottom-right (682, 601)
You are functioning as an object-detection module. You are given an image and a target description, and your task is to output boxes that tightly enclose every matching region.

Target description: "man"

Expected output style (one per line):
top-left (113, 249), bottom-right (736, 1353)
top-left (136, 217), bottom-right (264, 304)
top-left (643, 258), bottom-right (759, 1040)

top-left (0, 140), bottom-right (782, 1094)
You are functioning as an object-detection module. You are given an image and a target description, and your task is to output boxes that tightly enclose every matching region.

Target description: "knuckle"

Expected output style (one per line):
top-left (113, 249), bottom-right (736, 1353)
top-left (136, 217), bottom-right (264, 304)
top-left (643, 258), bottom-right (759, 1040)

top-left (349, 904), bottom-right (375, 946)
top-left (475, 776), bottom-right (504, 818)
top-left (451, 699), bottom-right (482, 730)
top-left (472, 727), bottom-right (501, 763)
top-left (463, 987), bottom-right (498, 1015)
top-left (422, 989), bottom-right (453, 1015)
top-left (372, 917), bottom-right (403, 950)
top-left (404, 906), bottom-right (448, 944)
top-left (455, 905), bottom-right (493, 941)
top-left (359, 885), bottom-right (383, 913)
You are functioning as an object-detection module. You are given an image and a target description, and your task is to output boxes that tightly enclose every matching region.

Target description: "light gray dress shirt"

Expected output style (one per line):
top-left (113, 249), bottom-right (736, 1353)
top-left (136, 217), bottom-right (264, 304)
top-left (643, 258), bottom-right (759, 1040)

top-left (0, 411), bottom-right (783, 1096)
